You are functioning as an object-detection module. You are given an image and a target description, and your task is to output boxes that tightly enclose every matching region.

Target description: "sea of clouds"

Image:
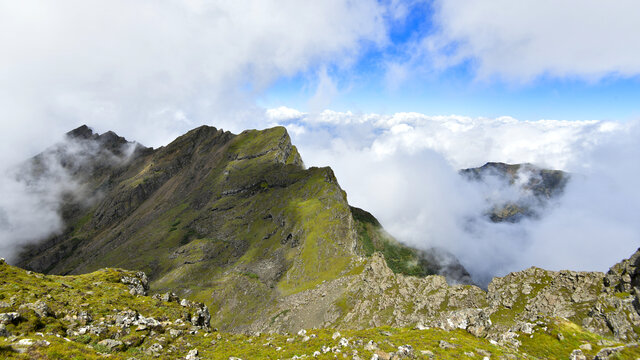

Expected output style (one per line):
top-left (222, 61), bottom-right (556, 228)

top-left (267, 108), bottom-right (640, 285)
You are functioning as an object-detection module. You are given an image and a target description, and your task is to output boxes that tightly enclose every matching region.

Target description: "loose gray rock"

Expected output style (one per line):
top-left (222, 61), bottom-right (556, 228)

top-left (190, 304), bottom-right (211, 328)
top-left (0, 324), bottom-right (11, 337)
top-left (594, 346), bottom-right (625, 360)
top-left (438, 340), bottom-right (457, 349)
top-left (185, 349), bottom-right (200, 360)
top-left (0, 312), bottom-right (20, 325)
top-left (570, 349), bottom-right (586, 360)
top-left (145, 343), bottom-right (163, 355)
top-left (121, 272), bottom-right (149, 296)
top-left (579, 343), bottom-right (592, 351)
top-left (98, 339), bottom-right (124, 351)
top-left (23, 301), bottom-right (51, 318)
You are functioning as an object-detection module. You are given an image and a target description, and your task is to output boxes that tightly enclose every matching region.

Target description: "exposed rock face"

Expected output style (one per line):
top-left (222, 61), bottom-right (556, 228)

top-left (605, 248), bottom-right (640, 292)
top-left (340, 253), bottom-right (487, 329)
top-left (258, 249), bottom-right (640, 341)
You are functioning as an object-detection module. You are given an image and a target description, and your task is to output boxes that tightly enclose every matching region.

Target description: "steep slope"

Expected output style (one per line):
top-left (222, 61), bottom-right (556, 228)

top-left (351, 206), bottom-right (473, 284)
top-left (460, 162), bottom-right (569, 222)
top-left (15, 125), bottom-right (462, 332)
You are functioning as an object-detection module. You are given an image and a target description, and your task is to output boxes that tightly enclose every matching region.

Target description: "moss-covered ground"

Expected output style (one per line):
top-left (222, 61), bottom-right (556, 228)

top-left (3, 260), bottom-right (639, 359)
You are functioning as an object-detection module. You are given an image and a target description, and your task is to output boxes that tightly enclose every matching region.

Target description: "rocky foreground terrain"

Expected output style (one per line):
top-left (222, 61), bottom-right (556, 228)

top-left (2, 248), bottom-right (640, 359)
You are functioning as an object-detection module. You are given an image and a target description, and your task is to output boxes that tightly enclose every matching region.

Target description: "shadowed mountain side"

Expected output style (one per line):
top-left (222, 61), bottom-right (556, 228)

top-left (14, 124), bottom-right (469, 332)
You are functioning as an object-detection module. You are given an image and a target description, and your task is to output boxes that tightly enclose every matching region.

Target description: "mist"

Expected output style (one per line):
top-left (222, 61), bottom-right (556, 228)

top-left (0, 130), bottom-right (139, 262)
top-left (278, 110), bottom-right (640, 285)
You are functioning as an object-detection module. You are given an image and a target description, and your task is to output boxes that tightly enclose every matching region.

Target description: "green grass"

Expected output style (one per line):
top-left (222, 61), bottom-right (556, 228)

top-left (351, 206), bottom-right (434, 277)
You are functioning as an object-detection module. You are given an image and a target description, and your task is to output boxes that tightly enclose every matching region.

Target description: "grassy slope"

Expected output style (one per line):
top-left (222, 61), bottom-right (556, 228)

top-left (351, 206), bottom-right (434, 277)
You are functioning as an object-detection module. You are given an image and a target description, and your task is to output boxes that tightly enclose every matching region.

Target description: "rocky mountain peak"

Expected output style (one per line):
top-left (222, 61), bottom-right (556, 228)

top-left (65, 124), bottom-right (95, 139)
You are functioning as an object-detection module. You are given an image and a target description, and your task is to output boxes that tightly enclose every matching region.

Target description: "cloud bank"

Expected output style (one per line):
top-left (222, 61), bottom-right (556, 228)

top-left (269, 108), bottom-right (640, 285)
top-left (0, 132), bottom-right (138, 261)
top-left (401, 0), bottom-right (640, 82)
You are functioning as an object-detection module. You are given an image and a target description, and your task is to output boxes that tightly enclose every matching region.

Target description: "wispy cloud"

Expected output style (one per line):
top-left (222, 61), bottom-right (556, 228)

top-left (391, 0), bottom-right (640, 84)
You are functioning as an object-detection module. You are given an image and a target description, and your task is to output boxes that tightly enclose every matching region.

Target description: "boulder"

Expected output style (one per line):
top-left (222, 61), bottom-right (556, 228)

top-left (98, 339), bottom-right (124, 351)
top-left (121, 272), bottom-right (149, 296)
top-left (0, 312), bottom-right (20, 325)
top-left (185, 349), bottom-right (200, 360)
top-left (0, 324), bottom-right (10, 337)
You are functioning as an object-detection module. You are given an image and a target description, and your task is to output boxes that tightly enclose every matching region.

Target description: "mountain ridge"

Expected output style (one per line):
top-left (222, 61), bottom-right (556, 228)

top-left (14, 124), bottom-right (459, 332)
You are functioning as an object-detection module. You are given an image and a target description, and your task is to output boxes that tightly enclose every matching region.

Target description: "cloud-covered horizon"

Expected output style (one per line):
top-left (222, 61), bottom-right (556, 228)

top-left (268, 107), bottom-right (640, 284)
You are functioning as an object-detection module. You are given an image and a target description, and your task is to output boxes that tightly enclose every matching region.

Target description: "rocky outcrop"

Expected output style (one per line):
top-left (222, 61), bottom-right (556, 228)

top-left (339, 253), bottom-right (487, 330)
top-left (121, 271), bottom-right (149, 296)
top-left (304, 249), bottom-right (640, 342)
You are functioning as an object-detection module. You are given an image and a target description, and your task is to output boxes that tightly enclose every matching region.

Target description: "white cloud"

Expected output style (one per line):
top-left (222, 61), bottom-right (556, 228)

top-left (266, 107), bottom-right (305, 122)
top-left (271, 107), bottom-right (640, 284)
top-left (269, 107), bottom-right (613, 170)
top-left (0, 0), bottom-right (389, 166)
top-left (396, 0), bottom-right (640, 83)
top-left (308, 67), bottom-right (339, 114)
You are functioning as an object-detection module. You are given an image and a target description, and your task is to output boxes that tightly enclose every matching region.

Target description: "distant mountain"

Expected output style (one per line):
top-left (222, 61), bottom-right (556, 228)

top-left (14, 125), bottom-right (468, 332)
top-left (460, 162), bottom-right (568, 222)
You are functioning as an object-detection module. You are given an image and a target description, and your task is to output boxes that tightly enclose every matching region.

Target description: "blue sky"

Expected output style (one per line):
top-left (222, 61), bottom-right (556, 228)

top-left (260, 0), bottom-right (640, 122)
top-left (261, 71), bottom-right (640, 121)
